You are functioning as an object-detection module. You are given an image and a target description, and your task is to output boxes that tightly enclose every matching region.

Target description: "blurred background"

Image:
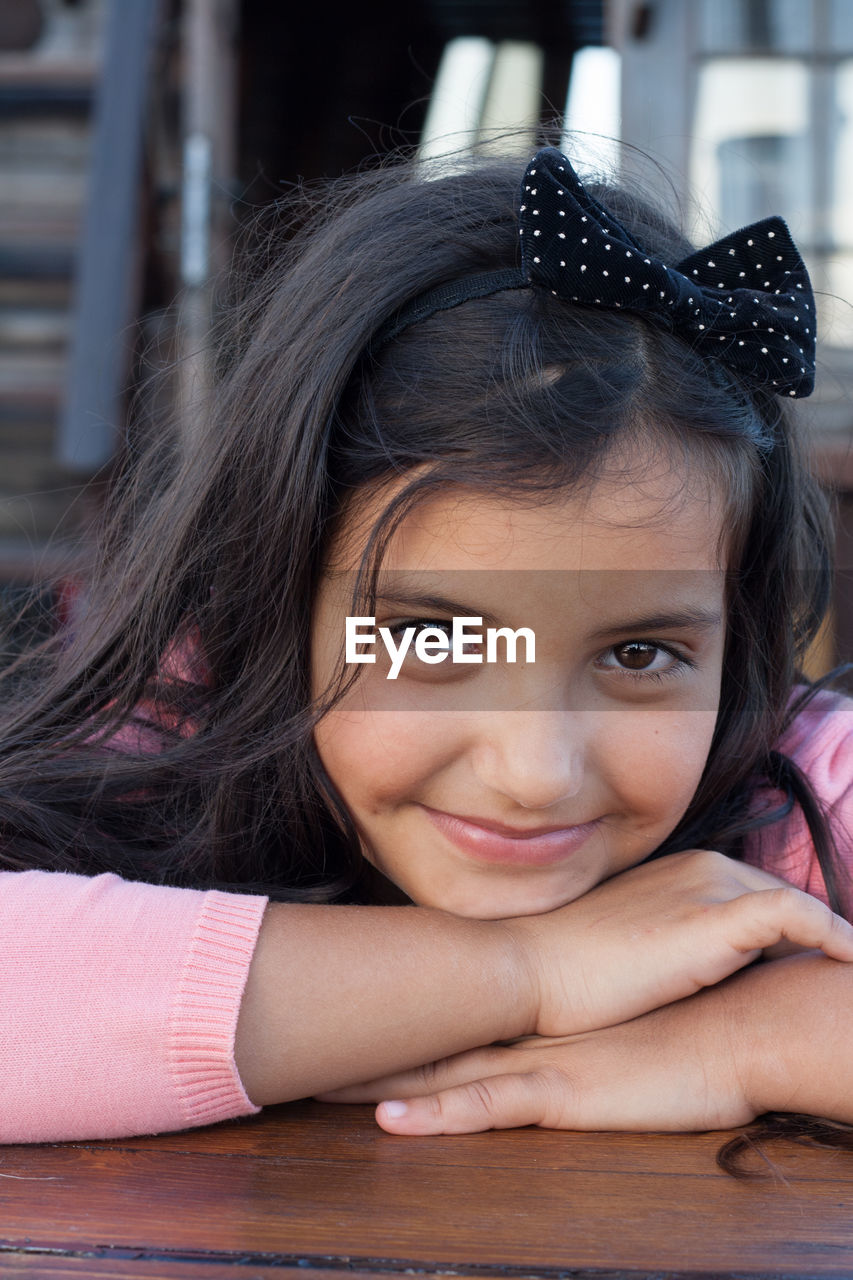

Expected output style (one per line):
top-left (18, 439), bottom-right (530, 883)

top-left (0, 0), bottom-right (851, 668)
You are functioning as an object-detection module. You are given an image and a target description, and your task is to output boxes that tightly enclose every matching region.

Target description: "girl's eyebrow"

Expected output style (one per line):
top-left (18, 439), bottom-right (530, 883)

top-left (372, 589), bottom-right (501, 629)
top-left (588, 608), bottom-right (724, 641)
top-left (372, 586), bottom-right (722, 641)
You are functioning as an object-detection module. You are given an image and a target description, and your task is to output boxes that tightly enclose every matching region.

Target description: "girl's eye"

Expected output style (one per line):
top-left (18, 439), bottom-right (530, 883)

top-left (386, 619), bottom-right (481, 652)
top-left (596, 641), bottom-right (687, 678)
top-left (387, 618), bottom-right (451, 639)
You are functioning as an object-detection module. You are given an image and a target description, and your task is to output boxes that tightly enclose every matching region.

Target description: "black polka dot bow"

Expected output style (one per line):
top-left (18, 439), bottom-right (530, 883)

top-left (519, 148), bottom-right (816, 397)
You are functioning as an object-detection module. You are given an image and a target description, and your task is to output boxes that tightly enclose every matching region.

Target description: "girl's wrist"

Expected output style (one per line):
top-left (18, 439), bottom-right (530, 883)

top-left (721, 953), bottom-right (853, 1122)
top-left (489, 916), bottom-right (541, 1039)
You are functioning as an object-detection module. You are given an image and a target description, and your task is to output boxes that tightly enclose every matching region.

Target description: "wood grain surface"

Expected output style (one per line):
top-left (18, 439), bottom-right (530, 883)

top-left (1, 1101), bottom-right (852, 1278)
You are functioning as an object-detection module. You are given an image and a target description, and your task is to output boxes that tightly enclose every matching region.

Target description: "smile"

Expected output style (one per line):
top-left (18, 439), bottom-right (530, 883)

top-left (422, 805), bottom-right (600, 867)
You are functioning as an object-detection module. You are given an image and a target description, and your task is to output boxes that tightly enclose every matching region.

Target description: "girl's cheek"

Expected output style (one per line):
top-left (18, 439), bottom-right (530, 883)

top-left (609, 710), bottom-right (718, 803)
top-left (314, 708), bottom-right (457, 802)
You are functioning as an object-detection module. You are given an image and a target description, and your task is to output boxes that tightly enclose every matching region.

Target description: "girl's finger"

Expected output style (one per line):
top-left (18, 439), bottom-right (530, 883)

top-left (731, 887), bottom-right (853, 961)
top-left (375, 1070), bottom-right (557, 1135)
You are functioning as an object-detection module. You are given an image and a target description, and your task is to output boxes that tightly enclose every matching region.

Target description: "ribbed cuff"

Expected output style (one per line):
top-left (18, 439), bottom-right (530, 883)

top-left (167, 890), bottom-right (268, 1127)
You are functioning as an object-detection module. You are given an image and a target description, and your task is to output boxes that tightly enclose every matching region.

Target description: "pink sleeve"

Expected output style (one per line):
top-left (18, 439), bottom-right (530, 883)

top-left (0, 870), bottom-right (268, 1142)
top-left (744, 689), bottom-right (853, 905)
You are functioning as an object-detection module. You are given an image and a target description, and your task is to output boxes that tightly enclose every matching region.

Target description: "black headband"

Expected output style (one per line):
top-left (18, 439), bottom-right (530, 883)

top-left (374, 147), bottom-right (816, 399)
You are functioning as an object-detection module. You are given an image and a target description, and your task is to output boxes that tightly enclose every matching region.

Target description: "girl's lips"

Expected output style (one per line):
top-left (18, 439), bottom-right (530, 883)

top-left (422, 805), bottom-right (600, 867)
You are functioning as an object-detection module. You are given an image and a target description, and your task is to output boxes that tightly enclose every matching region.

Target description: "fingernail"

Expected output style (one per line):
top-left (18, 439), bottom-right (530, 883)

top-left (380, 1100), bottom-right (408, 1119)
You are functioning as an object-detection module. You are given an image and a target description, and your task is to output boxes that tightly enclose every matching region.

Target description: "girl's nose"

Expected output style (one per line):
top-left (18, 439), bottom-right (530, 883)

top-left (469, 710), bottom-right (586, 811)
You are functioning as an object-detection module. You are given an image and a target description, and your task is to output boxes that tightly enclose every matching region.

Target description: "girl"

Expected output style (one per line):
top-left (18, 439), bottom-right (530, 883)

top-left (2, 143), bottom-right (853, 1153)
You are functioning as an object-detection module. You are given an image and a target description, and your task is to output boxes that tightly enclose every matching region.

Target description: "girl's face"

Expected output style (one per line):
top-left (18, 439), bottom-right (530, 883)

top-left (311, 444), bottom-right (729, 918)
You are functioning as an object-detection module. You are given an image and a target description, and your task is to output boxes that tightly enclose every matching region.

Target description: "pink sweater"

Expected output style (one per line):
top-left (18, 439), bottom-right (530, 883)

top-left (2, 689), bottom-right (851, 1144)
top-left (0, 872), bottom-right (266, 1142)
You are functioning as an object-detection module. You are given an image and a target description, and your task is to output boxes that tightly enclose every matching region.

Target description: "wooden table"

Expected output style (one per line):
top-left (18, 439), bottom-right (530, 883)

top-left (1, 1102), bottom-right (853, 1279)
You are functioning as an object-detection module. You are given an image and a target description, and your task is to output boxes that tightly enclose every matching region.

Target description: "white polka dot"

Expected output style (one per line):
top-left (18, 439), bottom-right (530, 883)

top-left (761, 347), bottom-right (768, 354)
top-left (625, 276), bottom-right (631, 282)
top-left (533, 256), bottom-right (540, 263)
top-left (580, 264), bottom-right (587, 272)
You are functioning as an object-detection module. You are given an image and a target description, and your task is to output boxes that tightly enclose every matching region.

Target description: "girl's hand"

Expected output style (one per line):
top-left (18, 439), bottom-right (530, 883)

top-left (317, 975), bottom-right (758, 1134)
top-left (320, 952), bottom-right (853, 1136)
top-left (506, 849), bottom-right (853, 1037)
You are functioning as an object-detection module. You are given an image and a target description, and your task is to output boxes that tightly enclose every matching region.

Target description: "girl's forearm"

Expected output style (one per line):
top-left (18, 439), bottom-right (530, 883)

top-left (233, 903), bottom-right (536, 1105)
